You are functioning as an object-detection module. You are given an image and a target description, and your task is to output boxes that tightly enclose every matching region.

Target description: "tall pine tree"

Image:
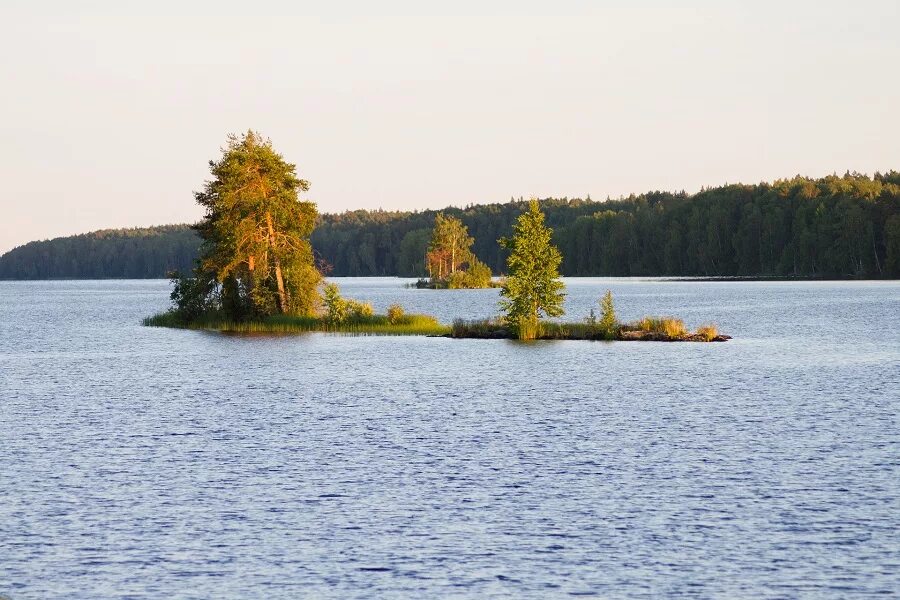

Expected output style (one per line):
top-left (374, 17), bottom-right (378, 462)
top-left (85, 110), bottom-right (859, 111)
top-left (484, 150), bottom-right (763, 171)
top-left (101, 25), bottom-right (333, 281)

top-left (191, 131), bottom-right (321, 318)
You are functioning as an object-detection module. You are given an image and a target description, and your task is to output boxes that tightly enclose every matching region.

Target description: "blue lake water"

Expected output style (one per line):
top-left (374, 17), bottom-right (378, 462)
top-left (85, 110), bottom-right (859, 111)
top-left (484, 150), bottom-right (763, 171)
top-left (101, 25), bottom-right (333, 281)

top-left (1, 278), bottom-right (898, 598)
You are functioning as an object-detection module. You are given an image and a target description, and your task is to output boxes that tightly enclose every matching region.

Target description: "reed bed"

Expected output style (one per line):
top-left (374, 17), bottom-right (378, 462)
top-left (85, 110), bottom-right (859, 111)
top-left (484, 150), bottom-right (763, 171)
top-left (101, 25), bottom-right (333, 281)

top-left (143, 311), bottom-right (449, 336)
top-left (450, 318), bottom-right (727, 342)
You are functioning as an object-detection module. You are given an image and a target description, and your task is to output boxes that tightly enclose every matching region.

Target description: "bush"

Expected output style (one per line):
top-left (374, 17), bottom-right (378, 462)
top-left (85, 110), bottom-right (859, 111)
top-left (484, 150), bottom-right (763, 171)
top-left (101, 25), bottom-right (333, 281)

top-left (445, 259), bottom-right (493, 289)
top-left (662, 318), bottom-right (686, 338)
top-left (636, 316), bottom-right (686, 338)
top-left (386, 304), bottom-right (405, 324)
top-left (170, 272), bottom-right (218, 322)
top-left (696, 324), bottom-right (718, 342)
top-left (598, 290), bottom-right (617, 340)
top-left (322, 282), bottom-right (349, 324)
top-left (347, 299), bottom-right (373, 318)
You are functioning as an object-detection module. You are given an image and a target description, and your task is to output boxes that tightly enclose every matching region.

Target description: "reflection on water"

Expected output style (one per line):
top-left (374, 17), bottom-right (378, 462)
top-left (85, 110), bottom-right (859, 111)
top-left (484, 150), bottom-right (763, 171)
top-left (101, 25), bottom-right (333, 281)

top-left (1, 278), bottom-right (898, 598)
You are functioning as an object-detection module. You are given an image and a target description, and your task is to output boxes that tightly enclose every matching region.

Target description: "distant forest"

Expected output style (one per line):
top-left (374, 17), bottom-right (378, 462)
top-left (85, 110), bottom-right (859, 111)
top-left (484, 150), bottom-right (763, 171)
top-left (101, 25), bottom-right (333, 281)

top-left (0, 225), bottom-right (199, 280)
top-left (2, 172), bottom-right (899, 279)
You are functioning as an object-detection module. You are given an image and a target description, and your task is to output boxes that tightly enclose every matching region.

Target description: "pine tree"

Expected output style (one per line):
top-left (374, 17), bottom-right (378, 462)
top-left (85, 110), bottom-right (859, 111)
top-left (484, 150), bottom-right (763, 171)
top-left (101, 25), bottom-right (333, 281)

top-left (191, 131), bottom-right (321, 318)
top-left (499, 199), bottom-right (565, 339)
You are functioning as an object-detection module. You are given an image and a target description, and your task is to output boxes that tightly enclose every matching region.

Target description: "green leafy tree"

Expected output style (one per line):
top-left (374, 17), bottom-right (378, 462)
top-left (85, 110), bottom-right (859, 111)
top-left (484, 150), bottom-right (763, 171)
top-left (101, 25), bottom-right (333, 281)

top-left (499, 199), bottom-right (566, 339)
top-left (397, 228), bottom-right (431, 276)
top-left (322, 282), bottom-right (349, 324)
top-left (192, 131), bottom-right (321, 318)
top-left (598, 289), bottom-right (617, 339)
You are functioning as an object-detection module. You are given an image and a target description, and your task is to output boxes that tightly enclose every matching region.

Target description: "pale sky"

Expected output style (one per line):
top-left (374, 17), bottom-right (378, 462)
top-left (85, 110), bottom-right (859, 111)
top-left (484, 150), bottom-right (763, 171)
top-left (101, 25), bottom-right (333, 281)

top-left (1, 0), bottom-right (898, 253)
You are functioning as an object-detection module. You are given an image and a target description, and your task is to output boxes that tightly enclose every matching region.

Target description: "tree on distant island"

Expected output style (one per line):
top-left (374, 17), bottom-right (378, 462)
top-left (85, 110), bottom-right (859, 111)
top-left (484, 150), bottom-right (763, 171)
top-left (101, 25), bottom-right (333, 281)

top-left (499, 199), bottom-right (566, 340)
top-left (178, 131), bottom-right (321, 319)
top-left (424, 213), bottom-right (492, 288)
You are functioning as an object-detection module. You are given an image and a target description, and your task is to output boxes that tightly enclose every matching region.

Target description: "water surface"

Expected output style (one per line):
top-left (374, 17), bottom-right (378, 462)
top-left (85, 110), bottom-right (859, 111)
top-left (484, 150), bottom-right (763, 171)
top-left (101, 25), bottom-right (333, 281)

top-left (1, 278), bottom-right (898, 598)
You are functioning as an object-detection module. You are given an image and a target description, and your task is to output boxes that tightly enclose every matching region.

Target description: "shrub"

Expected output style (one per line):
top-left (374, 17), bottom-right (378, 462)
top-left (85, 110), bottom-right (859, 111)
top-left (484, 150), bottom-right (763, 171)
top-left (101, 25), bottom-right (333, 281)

top-left (696, 324), bottom-right (718, 342)
top-left (322, 282), bottom-right (349, 324)
top-left (635, 317), bottom-right (656, 332)
top-left (347, 299), bottom-right (374, 318)
top-left (169, 272), bottom-right (218, 322)
top-left (661, 318), bottom-right (686, 338)
top-left (450, 318), bottom-right (510, 338)
top-left (386, 304), bottom-right (405, 324)
top-left (598, 290), bottom-right (617, 340)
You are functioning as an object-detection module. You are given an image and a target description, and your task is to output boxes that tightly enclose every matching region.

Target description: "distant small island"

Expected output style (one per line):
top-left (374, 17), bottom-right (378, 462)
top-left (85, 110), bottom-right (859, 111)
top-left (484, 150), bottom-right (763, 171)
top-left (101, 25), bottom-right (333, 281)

top-left (413, 213), bottom-right (495, 289)
top-left (143, 131), bottom-right (727, 342)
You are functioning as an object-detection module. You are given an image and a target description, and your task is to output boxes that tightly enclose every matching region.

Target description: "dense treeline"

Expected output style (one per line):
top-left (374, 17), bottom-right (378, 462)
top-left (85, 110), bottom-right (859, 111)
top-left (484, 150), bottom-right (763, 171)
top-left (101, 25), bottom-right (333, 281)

top-left (0, 225), bottom-right (199, 279)
top-left (3, 172), bottom-right (899, 279)
top-left (313, 172), bottom-right (900, 278)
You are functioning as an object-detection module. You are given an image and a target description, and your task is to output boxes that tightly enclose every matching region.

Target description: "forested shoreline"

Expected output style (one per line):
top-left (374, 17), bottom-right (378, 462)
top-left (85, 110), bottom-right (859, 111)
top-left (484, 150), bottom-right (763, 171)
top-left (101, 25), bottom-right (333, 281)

top-left (0, 225), bottom-right (199, 279)
top-left (3, 172), bottom-right (899, 280)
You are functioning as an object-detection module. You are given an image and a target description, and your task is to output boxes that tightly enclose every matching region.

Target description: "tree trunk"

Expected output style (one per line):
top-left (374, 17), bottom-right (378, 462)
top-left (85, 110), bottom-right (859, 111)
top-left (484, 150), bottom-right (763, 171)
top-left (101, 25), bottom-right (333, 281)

top-left (266, 211), bottom-right (288, 313)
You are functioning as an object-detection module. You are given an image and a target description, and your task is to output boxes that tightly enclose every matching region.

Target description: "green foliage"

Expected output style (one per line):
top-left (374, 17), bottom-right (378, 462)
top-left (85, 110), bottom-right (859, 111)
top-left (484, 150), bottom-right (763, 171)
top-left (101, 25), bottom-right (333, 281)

top-left (309, 171), bottom-right (900, 279)
top-left (449, 318), bottom-right (722, 342)
top-left (450, 318), bottom-right (511, 338)
top-left (397, 228), bottom-right (431, 276)
top-left (169, 271), bottom-right (218, 323)
top-left (0, 225), bottom-right (198, 279)
top-left (6, 171), bottom-right (900, 280)
top-left (193, 130), bottom-right (321, 318)
top-left (426, 213), bottom-right (493, 288)
top-left (499, 199), bottom-right (566, 340)
top-left (446, 259), bottom-right (493, 289)
top-left (322, 282), bottom-right (349, 324)
top-left (322, 281), bottom-right (373, 324)
top-left (885, 215), bottom-right (900, 276)
top-left (143, 310), bottom-right (447, 336)
top-left (597, 290), bottom-right (617, 340)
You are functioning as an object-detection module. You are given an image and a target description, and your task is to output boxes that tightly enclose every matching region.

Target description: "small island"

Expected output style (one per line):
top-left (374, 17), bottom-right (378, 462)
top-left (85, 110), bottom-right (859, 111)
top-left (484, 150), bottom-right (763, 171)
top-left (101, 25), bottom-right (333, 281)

top-left (413, 213), bottom-right (495, 289)
top-left (144, 131), bottom-right (727, 343)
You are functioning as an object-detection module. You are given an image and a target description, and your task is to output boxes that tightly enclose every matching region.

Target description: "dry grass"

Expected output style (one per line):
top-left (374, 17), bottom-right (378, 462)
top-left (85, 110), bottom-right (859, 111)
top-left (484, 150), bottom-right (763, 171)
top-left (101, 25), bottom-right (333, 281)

top-left (695, 324), bottom-right (719, 342)
top-left (636, 316), bottom-right (686, 338)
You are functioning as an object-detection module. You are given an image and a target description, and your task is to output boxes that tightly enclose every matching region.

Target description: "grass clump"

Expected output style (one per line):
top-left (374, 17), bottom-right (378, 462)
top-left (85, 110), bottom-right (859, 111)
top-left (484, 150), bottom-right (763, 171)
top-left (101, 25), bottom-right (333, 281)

top-left (695, 324), bottom-right (719, 342)
top-left (144, 311), bottom-right (448, 336)
top-left (636, 316), bottom-right (687, 338)
top-left (450, 318), bottom-right (510, 338)
top-left (386, 304), bottom-right (405, 324)
top-left (145, 281), bottom-right (448, 336)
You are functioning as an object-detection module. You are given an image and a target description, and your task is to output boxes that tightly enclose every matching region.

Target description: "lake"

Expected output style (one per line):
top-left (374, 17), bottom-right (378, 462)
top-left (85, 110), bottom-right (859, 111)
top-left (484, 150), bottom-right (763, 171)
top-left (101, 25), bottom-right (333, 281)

top-left (1, 278), bottom-right (898, 598)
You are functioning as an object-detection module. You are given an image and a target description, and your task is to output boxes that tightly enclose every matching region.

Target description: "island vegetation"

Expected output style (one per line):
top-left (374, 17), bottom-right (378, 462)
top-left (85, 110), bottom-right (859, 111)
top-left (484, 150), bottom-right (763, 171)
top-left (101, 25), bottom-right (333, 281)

top-left (3, 172), bottom-right (899, 280)
top-left (472, 199), bottom-right (727, 341)
top-left (142, 130), bottom-right (727, 341)
top-left (143, 131), bottom-right (444, 335)
top-left (497, 199), bottom-right (566, 340)
top-left (416, 213), bottom-right (493, 288)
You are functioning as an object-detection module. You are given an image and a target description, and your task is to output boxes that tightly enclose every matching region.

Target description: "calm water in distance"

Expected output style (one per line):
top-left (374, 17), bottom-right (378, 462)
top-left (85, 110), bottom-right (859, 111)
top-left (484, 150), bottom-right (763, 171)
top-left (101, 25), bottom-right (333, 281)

top-left (1, 278), bottom-right (898, 598)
